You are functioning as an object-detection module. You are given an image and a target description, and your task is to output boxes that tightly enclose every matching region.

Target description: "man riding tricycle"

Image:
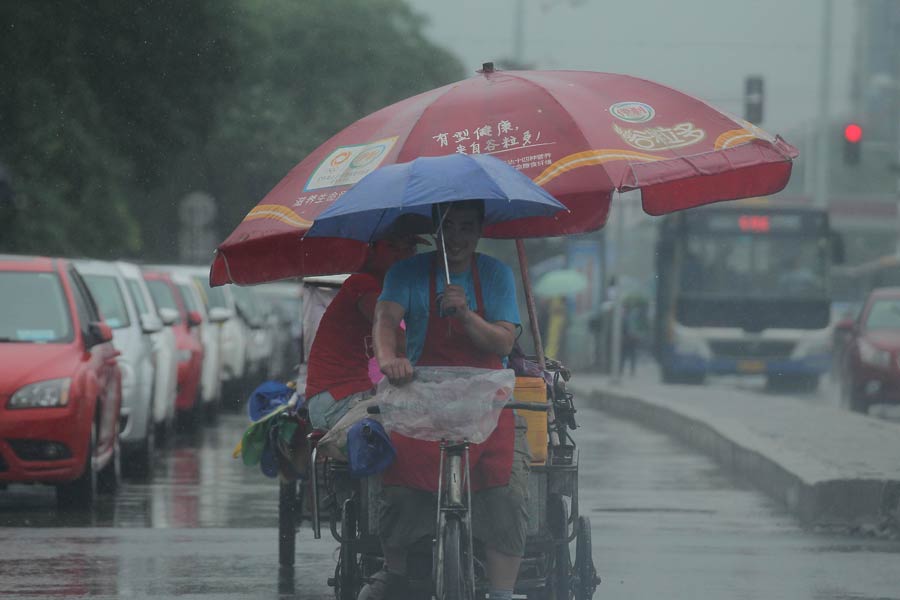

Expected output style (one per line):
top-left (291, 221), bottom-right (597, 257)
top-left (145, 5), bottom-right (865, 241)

top-left (279, 193), bottom-right (597, 600)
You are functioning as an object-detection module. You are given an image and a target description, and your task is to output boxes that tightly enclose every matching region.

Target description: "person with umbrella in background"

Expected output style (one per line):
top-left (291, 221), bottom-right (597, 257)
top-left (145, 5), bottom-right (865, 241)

top-left (366, 200), bottom-right (530, 600)
top-left (304, 220), bottom-right (427, 431)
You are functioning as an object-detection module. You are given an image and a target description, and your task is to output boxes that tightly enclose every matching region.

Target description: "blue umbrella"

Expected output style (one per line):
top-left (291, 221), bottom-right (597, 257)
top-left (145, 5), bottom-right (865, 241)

top-left (305, 153), bottom-right (566, 284)
top-left (305, 153), bottom-right (565, 242)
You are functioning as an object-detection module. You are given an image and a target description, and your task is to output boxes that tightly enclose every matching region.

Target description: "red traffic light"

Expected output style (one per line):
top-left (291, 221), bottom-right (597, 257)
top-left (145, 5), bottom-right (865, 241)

top-left (844, 123), bottom-right (863, 144)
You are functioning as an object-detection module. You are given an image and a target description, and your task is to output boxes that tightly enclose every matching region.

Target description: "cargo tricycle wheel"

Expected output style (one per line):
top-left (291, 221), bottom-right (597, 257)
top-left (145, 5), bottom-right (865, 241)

top-left (573, 516), bottom-right (598, 600)
top-left (278, 479), bottom-right (298, 566)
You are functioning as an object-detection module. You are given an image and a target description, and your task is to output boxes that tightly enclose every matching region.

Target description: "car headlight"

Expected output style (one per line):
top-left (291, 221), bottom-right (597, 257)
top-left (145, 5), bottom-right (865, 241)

top-left (177, 349), bottom-right (193, 363)
top-left (859, 340), bottom-right (892, 369)
top-left (8, 378), bottom-right (72, 409)
top-left (672, 325), bottom-right (711, 359)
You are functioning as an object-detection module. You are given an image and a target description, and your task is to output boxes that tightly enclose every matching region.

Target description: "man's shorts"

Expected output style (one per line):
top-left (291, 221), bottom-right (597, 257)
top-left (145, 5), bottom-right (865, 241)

top-left (377, 415), bottom-right (531, 557)
top-left (307, 389), bottom-right (373, 430)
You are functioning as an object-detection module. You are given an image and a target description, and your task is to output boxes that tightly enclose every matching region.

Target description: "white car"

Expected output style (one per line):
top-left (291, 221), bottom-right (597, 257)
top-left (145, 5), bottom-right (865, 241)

top-left (116, 261), bottom-right (178, 441)
top-left (75, 259), bottom-right (158, 477)
top-left (230, 284), bottom-right (274, 383)
top-left (179, 267), bottom-right (251, 408)
top-left (150, 266), bottom-right (230, 421)
top-left (255, 282), bottom-right (303, 381)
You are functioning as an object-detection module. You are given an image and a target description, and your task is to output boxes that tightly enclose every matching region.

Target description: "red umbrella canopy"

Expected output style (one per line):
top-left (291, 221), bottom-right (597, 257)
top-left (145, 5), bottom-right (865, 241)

top-left (212, 65), bottom-right (798, 286)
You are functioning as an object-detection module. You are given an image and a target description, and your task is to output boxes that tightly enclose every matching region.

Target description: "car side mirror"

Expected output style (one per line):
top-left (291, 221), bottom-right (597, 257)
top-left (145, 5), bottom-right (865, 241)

top-left (158, 307), bottom-right (179, 326)
top-left (208, 307), bottom-right (232, 324)
top-left (140, 314), bottom-right (163, 334)
top-left (834, 317), bottom-right (856, 334)
top-left (87, 321), bottom-right (114, 347)
top-left (187, 310), bottom-right (203, 328)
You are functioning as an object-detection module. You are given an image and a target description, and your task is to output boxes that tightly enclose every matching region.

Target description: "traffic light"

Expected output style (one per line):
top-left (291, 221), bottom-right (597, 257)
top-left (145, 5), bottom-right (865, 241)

top-left (744, 76), bottom-right (764, 124)
top-left (843, 123), bottom-right (863, 166)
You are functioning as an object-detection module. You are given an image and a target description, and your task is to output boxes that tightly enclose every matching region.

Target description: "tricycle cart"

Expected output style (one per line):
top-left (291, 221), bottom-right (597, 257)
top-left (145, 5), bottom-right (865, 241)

top-left (277, 356), bottom-right (598, 600)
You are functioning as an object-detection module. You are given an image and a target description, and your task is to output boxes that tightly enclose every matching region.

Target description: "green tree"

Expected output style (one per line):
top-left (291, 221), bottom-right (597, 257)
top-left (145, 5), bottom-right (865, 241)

top-left (0, 1), bottom-right (235, 257)
top-left (0, 0), bottom-right (465, 261)
top-left (197, 0), bottom-right (465, 254)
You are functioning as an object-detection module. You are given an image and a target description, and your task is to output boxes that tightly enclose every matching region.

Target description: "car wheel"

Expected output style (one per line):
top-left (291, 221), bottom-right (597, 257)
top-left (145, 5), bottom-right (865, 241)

top-left (125, 418), bottom-right (155, 480)
top-left (841, 373), bottom-right (869, 414)
top-left (57, 424), bottom-right (97, 509)
top-left (98, 435), bottom-right (121, 495)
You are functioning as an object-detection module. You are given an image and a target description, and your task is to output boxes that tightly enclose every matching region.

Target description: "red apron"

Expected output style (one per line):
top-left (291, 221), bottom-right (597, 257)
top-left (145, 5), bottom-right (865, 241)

top-left (381, 255), bottom-right (515, 492)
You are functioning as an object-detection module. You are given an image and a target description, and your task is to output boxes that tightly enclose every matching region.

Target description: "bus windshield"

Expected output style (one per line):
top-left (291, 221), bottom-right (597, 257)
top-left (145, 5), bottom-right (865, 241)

top-left (679, 234), bottom-right (828, 298)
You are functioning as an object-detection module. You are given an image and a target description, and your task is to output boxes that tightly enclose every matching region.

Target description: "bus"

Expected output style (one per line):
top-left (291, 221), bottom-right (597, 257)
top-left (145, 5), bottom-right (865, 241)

top-left (653, 203), bottom-right (843, 388)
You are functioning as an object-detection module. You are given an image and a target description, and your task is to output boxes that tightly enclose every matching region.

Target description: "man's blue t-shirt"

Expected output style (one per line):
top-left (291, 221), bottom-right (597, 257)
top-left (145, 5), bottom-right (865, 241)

top-left (379, 251), bottom-right (520, 365)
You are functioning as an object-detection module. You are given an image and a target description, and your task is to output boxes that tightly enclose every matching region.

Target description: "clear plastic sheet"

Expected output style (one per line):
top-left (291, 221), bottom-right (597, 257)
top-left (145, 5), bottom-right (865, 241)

top-left (374, 367), bottom-right (515, 443)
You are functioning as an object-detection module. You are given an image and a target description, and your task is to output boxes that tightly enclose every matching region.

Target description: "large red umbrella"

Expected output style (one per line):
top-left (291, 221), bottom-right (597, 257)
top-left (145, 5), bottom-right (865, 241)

top-left (211, 65), bottom-right (797, 286)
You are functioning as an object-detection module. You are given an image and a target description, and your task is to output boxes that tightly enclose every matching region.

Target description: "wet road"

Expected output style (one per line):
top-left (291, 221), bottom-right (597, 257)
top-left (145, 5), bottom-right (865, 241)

top-left (627, 361), bottom-right (900, 424)
top-left (1, 397), bottom-right (899, 599)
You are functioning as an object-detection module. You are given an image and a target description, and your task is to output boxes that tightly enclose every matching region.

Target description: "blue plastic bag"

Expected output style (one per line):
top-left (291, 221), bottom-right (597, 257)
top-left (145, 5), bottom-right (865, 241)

top-left (347, 418), bottom-right (395, 479)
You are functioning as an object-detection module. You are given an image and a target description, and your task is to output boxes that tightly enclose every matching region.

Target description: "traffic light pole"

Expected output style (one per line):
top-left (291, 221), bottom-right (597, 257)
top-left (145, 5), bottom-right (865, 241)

top-left (896, 116), bottom-right (900, 254)
top-left (892, 6), bottom-right (900, 256)
top-left (814, 0), bottom-right (833, 209)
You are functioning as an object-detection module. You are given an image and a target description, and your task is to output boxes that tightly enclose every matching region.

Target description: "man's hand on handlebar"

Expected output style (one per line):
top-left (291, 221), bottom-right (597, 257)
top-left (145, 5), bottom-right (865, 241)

top-left (380, 356), bottom-right (414, 385)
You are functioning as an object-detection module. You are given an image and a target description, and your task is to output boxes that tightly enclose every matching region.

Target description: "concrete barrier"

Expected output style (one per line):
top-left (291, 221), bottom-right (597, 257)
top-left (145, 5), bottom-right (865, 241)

top-left (573, 380), bottom-right (900, 529)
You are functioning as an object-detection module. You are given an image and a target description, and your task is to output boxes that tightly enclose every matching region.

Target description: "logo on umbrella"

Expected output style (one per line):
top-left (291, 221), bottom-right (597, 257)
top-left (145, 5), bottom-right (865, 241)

top-left (330, 151), bottom-right (352, 167)
top-left (306, 137), bottom-right (398, 191)
top-left (613, 122), bottom-right (706, 152)
top-left (350, 144), bottom-right (387, 168)
top-left (609, 101), bottom-right (655, 123)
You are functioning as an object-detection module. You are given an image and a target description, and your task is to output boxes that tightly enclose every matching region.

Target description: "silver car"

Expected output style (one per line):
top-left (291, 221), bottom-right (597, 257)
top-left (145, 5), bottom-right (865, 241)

top-left (179, 266), bottom-right (252, 407)
top-left (116, 261), bottom-right (178, 442)
top-left (75, 259), bottom-right (158, 477)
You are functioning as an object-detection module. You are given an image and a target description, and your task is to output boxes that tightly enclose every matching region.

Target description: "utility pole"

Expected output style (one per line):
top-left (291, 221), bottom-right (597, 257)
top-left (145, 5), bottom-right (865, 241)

top-left (894, 7), bottom-right (900, 254)
top-left (895, 111), bottom-right (900, 255)
top-left (814, 0), bottom-right (833, 209)
top-left (803, 121), bottom-right (816, 198)
top-left (513, 0), bottom-right (525, 62)
top-left (610, 195), bottom-right (625, 384)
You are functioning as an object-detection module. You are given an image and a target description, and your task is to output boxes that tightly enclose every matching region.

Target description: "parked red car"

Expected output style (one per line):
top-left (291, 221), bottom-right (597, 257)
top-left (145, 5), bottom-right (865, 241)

top-left (841, 287), bottom-right (900, 414)
top-left (0, 255), bottom-right (121, 507)
top-left (142, 270), bottom-right (204, 429)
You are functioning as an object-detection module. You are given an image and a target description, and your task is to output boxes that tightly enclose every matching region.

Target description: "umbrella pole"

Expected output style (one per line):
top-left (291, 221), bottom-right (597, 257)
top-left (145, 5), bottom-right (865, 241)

top-left (436, 205), bottom-right (452, 286)
top-left (515, 239), bottom-right (546, 371)
top-left (516, 239), bottom-right (560, 450)
top-left (437, 213), bottom-right (455, 321)
top-left (439, 223), bottom-right (452, 287)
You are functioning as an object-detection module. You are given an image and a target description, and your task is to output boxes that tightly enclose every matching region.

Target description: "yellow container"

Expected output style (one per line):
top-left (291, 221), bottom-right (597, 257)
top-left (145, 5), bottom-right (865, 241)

top-left (514, 376), bottom-right (548, 465)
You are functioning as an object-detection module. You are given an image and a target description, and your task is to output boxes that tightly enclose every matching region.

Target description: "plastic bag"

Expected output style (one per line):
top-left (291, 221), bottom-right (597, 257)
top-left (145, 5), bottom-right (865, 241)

top-left (375, 367), bottom-right (515, 444)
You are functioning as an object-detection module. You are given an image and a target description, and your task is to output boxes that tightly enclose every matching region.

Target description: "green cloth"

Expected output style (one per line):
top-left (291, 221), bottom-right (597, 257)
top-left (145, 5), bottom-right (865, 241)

top-left (240, 404), bottom-right (293, 466)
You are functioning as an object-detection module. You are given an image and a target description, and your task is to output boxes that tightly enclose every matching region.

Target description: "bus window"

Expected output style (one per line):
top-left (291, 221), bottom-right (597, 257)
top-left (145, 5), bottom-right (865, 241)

top-left (679, 234), bottom-right (827, 298)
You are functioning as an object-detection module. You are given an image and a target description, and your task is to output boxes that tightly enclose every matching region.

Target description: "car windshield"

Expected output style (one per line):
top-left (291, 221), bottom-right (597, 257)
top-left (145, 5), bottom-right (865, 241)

top-left (83, 274), bottom-right (131, 329)
top-left (125, 279), bottom-right (150, 316)
top-left (145, 279), bottom-right (181, 324)
top-left (193, 276), bottom-right (228, 310)
top-left (0, 272), bottom-right (73, 343)
top-left (864, 299), bottom-right (900, 331)
top-left (178, 283), bottom-right (201, 313)
top-left (231, 285), bottom-right (262, 324)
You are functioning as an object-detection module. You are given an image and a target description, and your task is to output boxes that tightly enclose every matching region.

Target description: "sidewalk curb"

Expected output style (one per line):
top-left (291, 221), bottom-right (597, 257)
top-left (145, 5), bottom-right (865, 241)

top-left (578, 386), bottom-right (900, 528)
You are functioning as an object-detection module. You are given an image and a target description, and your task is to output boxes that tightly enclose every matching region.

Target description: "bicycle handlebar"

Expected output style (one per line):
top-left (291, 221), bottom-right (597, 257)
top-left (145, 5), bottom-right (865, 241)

top-left (366, 401), bottom-right (548, 415)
